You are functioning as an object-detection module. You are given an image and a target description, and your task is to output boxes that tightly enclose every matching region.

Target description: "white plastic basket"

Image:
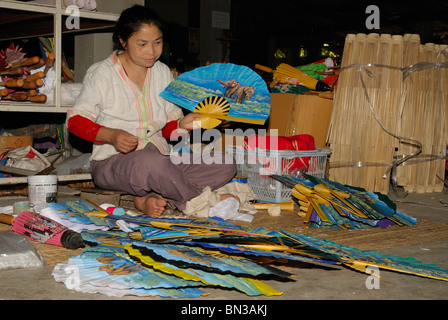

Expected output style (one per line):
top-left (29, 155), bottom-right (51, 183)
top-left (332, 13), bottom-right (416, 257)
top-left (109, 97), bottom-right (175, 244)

top-left (226, 146), bottom-right (331, 203)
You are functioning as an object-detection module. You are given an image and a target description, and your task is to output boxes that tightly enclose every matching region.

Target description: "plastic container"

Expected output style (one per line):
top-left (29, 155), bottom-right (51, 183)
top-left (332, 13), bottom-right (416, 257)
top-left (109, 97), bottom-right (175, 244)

top-left (226, 146), bottom-right (331, 203)
top-left (28, 175), bottom-right (58, 205)
top-left (13, 201), bottom-right (30, 215)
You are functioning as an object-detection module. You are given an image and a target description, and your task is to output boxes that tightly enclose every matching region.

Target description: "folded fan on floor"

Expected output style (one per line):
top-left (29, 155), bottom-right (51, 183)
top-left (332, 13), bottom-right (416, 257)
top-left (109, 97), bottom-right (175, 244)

top-left (160, 63), bottom-right (271, 129)
top-left (270, 173), bottom-right (417, 229)
top-left (11, 211), bottom-right (85, 249)
top-left (255, 63), bottom-right (331, 91)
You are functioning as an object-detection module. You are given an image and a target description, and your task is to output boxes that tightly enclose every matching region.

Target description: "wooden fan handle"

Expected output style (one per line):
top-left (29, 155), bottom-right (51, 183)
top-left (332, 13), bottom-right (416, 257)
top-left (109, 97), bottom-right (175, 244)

top-left (11, 56), bottom-right (40, 68)
top-left (29, 58), bottom-right (45, 70)
top-left (9, 93), bottom-right (28, 101)
top-left (269, 78), bottom-right (280, 88)
top-left (27, 89), bottom-right (37, 97)
top-left (44, 53), bottom-right (55, 75)
top-left (28, 94), bottom-right (47, 102)
top-left (0, 79), bottom-right (24, 87)
top-left (26, 71), bottom-right (45, 82)
top-left (62, 62), bottom-right (75, 81)
top-left (0, 67), bottom-right (24, 76)
top-left (0, 213), bottom-right (14, 225)
top-left (255, 64), bottom-right (274, 73)
top-left (23, 79), bottom-right (44, 89)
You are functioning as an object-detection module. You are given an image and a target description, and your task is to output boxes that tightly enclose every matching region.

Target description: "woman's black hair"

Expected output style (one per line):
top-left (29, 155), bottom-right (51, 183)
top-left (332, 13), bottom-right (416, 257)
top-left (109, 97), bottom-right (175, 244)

top-left (112, 5), bottom-right (163, 51)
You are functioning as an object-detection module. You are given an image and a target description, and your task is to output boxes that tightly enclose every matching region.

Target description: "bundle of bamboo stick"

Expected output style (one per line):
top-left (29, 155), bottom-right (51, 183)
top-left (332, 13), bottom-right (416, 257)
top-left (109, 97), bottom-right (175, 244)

top-left (327, 33), bottom-right (447, 194)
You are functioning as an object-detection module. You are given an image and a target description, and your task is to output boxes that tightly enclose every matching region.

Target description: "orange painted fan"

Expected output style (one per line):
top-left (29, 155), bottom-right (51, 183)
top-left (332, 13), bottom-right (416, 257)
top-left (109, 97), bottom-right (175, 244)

top-left (255, 63), bottom-right (331, 91)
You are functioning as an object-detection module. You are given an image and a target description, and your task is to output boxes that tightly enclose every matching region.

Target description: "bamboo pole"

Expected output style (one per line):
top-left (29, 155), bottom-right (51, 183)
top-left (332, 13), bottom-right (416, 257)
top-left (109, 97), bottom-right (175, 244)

top-left (397, 34), bottom-right (420, 191)
top-left (376, 35), bottom-right (402, 194)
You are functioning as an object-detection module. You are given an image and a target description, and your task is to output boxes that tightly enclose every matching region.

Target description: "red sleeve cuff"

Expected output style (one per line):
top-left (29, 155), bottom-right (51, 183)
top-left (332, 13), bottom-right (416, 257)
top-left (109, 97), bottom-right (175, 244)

top-left (67, 115), bottom-right (104, 143)
top-left (162, 120), bottom-right (180, 139)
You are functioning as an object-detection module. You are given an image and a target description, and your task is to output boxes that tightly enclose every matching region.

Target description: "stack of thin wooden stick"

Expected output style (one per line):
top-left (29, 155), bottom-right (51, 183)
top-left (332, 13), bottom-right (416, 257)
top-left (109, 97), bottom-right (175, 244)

top-left (327, 33), bottom-right (448, 194)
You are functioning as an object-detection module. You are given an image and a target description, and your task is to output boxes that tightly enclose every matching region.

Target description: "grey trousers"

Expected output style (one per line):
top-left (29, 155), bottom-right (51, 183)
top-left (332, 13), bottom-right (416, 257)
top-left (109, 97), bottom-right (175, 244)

top-left (90, 143), bottom-right (237, 211)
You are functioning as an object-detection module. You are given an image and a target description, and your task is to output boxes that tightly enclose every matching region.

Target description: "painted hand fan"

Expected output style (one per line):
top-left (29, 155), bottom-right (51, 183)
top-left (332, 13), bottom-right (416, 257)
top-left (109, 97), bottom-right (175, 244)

top-left (52, 252), bottom-right (207, 298)
top-left (160, 63), bottom-right (271, 129)
top-left (270, 174), bottom-right (417, 229)
top-left (281, 231), bottom-right (448, 282)
top-left (130, 240), bottom-right (291, 278)
top-left (126, 244), bottom-right (282, 296)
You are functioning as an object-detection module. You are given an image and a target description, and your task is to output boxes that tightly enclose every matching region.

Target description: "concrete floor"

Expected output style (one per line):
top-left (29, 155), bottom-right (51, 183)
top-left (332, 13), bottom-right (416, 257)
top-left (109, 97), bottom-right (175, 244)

top-left (1, 186), bottom-right (448, 303)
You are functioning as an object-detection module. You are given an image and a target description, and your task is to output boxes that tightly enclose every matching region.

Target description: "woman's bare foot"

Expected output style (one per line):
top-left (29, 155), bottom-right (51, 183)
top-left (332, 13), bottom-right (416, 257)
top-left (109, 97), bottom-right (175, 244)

top-left (220, 193), bottom-right (240, 203)
top-left (134, 192), bottom-right (167, 218)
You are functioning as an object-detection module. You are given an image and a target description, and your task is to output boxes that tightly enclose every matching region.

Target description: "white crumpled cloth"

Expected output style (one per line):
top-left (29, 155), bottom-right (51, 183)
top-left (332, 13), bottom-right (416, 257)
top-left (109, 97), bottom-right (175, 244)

top-left (183, 182), bottom-right (257, 222)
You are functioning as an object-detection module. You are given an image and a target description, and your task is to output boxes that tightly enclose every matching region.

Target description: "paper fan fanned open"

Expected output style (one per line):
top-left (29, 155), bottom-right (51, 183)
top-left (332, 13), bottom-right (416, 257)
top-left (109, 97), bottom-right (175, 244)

top-left (160, 63), bottom-right (271, 129)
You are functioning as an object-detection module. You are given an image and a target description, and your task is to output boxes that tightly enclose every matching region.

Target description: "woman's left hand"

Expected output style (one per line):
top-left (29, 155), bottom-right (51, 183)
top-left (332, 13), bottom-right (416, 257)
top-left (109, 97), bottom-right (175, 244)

top-left (178, 113), bottom-right (203, 131)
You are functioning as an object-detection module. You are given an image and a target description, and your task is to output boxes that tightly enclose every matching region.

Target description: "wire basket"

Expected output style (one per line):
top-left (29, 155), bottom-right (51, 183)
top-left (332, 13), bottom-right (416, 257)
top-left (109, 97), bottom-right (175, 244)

top-left (226, 146), bottom-right (331, 203)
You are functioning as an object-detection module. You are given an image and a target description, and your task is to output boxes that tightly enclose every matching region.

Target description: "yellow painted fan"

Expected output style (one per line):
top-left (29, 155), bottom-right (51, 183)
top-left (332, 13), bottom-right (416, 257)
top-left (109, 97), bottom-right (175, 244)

top-left (255, 63), bottom-right (331, 91)
top-left (193, 96), bottom-right (230, 129)
top-left (160, 63), bottom-right (271, 129)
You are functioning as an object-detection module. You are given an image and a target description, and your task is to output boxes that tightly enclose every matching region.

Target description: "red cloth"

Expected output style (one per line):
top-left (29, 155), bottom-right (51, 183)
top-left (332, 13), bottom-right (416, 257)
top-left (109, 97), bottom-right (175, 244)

top-left (162, 120), bottom-right (179, 139)
top-left (67, 115), bottom-right (104, 143)
top-left (243, 134), bottom-right (315, 171)
top-left (243, 134), bottom-right (315, 151)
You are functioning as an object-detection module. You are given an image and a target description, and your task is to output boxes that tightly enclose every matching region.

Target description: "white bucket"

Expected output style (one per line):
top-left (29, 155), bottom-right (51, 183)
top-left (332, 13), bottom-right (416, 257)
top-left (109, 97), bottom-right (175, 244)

top-left (28, 175), bottom-right (58, 205)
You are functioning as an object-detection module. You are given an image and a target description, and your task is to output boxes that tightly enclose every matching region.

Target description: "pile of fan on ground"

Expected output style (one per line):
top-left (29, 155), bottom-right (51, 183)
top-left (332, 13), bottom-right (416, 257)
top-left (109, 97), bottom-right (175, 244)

top-left (13, 199), bottom-right (443, 298)
top-left (327, 33), bottom-right (448, 195)
top-left (272, 173), bottom-right (417, 229)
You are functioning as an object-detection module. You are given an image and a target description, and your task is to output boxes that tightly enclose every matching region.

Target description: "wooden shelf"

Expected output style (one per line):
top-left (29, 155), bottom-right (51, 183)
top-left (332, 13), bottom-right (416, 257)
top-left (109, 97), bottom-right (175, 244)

top-left (0, 173), bottom-right (92, 185)
top-left (0, 8), bottom-right (115, 41)
top-left (0, 101), bottom-right (70, 112)
top-left (0, 0), bottom-right (119, 110)
top-left (0, 1), bottom-right (120, 185)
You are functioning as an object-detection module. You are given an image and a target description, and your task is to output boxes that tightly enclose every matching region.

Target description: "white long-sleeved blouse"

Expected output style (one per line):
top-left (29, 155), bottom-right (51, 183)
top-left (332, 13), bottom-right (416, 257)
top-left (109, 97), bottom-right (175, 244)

top-left (67, 51), bottom-right (183, 161)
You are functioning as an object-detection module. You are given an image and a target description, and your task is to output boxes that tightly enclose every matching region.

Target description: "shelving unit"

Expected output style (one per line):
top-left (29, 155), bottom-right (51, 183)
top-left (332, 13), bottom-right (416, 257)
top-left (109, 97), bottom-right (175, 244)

top-left (0, 0), bottom-right (119, 112)
top-left (0, 0), bottom-right (120, 185)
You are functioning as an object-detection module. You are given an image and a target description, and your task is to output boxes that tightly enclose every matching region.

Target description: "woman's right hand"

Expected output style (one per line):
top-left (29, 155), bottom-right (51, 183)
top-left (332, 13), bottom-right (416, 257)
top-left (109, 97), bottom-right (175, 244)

top-left (97, 127), bottom-right (138, 153)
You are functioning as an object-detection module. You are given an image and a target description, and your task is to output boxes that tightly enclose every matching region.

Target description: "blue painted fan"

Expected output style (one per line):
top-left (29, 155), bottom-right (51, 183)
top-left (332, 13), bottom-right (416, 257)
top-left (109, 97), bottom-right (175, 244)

top-left (160, 63), bottom-right (271, 129)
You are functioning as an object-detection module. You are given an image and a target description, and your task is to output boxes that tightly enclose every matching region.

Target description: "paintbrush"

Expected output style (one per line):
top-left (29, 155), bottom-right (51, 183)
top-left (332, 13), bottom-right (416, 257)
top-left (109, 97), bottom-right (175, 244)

top-left (10, 211), bottom-right (85, 249)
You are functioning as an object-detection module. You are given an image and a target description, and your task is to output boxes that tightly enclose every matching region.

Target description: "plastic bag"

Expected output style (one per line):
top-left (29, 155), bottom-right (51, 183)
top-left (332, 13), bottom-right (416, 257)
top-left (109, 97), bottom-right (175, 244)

top-left (0, 231), bottom-right (45, 270)
top-left (4, 146), bottom-right (51, 172)
top-left (209, 197), bottom-right (255, 223)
